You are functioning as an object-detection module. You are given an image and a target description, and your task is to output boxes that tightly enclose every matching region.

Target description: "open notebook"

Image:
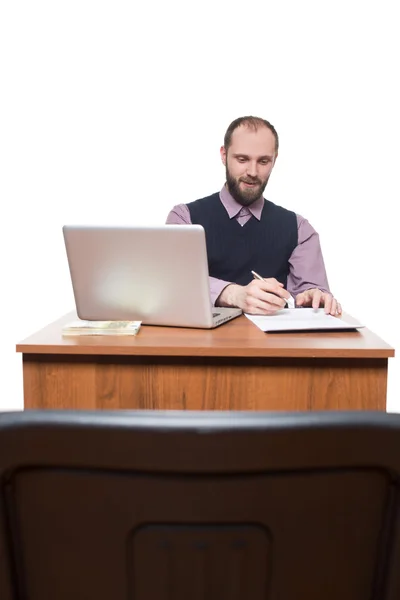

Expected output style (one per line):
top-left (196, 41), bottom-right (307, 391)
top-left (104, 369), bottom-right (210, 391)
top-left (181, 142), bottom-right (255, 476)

top-left (245, 308), bottom-right (364, 332)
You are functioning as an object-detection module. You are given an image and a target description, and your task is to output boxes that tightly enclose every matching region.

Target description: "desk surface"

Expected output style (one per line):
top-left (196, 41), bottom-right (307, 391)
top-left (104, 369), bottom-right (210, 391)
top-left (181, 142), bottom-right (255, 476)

top-left (16, 311), bottom-right (395, 359)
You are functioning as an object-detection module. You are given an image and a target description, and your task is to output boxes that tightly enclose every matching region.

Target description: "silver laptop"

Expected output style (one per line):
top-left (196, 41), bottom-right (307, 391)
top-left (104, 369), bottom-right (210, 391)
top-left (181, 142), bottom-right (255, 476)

top-left (62, 224), bottom-right (242, 329)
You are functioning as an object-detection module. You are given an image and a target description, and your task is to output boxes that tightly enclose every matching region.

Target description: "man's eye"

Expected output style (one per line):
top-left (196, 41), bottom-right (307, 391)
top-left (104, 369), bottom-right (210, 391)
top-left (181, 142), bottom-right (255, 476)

top-left (237, 157), bottom-right (246, 163)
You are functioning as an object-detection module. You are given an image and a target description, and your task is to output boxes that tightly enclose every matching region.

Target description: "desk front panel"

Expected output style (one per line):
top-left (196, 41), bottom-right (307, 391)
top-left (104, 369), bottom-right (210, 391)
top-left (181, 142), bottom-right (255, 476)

top-left (23, 354), bottom-right (387, 411)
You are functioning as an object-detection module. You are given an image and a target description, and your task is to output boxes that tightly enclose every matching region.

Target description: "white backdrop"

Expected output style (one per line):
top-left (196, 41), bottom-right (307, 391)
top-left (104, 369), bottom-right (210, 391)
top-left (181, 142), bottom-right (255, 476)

top-left (0, 1), bottom-right (398, 411)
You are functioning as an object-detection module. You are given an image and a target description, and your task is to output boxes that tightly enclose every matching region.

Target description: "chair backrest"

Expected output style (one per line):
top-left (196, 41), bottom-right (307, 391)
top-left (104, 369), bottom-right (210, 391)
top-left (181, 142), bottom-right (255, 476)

top-left (1, 410), bottom-right (400, 600)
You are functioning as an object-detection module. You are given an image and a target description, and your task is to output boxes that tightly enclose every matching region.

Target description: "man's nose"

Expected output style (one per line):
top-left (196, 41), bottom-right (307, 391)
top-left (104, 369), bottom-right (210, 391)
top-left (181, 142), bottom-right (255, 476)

top-left (246, 162), bottom-right (258, 178)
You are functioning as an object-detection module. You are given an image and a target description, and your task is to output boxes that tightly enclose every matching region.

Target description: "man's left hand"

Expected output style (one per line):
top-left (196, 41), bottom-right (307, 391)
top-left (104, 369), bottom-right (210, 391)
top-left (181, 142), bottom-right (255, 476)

top-left (295, 289), bottom-right (342, 316)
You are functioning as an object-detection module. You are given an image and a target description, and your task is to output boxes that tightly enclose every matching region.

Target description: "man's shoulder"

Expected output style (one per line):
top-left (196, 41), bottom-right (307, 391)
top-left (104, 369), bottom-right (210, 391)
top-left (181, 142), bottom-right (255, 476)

top-left (264, 202), bottom-right (316, 236)
top-left (264, 198), bottom-right (298, 220)
top-left (167, 192), bottom-right (221, 224)
top-left (187, 191), bottom-right (220, 207)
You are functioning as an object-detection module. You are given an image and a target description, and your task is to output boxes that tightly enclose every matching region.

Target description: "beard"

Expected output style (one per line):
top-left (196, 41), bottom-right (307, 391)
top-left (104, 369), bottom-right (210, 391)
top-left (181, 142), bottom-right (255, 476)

top-left (226, 166), bottom-right (269, 207)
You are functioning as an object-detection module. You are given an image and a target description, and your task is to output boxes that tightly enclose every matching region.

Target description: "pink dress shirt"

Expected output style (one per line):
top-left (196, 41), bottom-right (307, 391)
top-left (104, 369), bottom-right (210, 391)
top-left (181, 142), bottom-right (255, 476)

top-left (166, 186), bottom-right (330, 306)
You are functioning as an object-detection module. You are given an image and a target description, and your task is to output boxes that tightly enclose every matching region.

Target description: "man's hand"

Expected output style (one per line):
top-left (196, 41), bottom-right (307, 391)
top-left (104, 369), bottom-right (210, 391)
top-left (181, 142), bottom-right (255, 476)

top-left (216, 278), bottom-right (290, 314)
top-left (296, 288), bottom-right (342, 315)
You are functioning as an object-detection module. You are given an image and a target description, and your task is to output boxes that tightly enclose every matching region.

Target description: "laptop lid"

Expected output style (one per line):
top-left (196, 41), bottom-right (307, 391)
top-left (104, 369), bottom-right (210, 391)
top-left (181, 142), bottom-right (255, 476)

top-left (62, 224), bottom-right (239, 328)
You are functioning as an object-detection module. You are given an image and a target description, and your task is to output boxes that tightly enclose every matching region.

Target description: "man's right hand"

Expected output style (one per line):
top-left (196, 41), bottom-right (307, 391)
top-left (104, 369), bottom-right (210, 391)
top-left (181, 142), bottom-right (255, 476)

top-left (216, 278), bottom-right (290, 314)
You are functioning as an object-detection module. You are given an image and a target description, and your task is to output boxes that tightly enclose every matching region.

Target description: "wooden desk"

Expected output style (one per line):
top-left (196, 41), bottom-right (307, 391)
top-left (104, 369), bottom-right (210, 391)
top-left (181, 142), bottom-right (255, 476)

top-left (16, 312), bottom-right (394, 411)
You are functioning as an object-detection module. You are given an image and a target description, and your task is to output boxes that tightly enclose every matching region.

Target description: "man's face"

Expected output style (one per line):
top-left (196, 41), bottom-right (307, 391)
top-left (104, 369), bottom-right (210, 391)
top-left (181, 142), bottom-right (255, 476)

top-left (221, 125), bottom-right (277, 206)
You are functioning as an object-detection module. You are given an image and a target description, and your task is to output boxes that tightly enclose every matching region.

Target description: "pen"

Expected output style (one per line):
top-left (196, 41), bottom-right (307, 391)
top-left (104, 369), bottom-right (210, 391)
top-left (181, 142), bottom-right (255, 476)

top-left (251, 270), bottom-right (295, 308)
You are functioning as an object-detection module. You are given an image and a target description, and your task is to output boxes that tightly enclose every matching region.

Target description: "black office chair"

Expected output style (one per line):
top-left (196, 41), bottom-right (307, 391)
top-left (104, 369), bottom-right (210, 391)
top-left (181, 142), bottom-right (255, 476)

top-left (1, 410), bottom-right (400, 599)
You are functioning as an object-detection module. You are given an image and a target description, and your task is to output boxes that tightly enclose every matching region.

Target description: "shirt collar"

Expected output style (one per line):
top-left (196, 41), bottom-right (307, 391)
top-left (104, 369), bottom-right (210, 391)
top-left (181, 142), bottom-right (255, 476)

top-left (219, 184), bottom-right (265, 220)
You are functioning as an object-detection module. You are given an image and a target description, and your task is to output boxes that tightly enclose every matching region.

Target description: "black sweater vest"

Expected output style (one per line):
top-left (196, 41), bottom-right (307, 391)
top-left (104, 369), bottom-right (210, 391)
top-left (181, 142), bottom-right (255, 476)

top-left (187, 192), bottom-right (298, 287)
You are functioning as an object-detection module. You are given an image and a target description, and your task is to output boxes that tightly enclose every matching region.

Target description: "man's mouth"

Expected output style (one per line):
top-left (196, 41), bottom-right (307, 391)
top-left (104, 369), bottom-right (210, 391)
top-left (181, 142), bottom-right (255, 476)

top-left (241, 180), bottom-right (259, 187)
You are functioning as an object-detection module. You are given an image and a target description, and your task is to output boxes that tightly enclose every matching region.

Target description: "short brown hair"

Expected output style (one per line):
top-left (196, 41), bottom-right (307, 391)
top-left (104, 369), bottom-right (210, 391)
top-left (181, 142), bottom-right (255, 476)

top-left (223, 116), bottom-right (279, 153)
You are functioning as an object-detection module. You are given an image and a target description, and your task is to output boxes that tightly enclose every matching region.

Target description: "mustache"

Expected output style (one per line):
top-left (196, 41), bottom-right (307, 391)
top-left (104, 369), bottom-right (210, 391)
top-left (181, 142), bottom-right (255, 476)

top-left (240, 177), bottom-right (262, 185)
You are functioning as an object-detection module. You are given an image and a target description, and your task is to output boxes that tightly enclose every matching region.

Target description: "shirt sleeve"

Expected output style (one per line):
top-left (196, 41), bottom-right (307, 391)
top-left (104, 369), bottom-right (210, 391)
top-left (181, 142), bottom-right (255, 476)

top-left (165, 204), bottom-right (191, 225)
top-left (287, 215), bottom-right (331, 297)
top-left (165, 204), bottom-right (233, 306)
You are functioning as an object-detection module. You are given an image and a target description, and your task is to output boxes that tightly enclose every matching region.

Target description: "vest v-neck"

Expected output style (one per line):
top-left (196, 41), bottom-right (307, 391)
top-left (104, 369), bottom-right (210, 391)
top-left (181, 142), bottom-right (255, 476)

top-left (187, 192), bottom-right (298, 287)
top-left (232, 213), bottom-right (259, 231)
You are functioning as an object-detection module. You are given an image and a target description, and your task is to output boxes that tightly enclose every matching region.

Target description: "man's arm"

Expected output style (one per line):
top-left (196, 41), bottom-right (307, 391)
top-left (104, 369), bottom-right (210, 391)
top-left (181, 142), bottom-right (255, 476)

top-left (165, 204), bottom-right (233, 305)
top-left (288, 216), bottom-right (341, 315)
top-left (287, 216), bottom-right (330, 296)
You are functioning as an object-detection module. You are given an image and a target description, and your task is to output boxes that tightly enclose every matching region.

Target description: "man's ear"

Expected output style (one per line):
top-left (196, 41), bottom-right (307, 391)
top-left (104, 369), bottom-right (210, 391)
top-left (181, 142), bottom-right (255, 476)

top-left (220, 146), bottom-right (227, 166)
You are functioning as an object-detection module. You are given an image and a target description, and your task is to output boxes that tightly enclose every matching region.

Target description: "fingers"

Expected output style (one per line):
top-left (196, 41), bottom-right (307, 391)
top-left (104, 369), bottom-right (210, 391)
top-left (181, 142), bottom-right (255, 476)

top-left (321, 293), bottom-right (342, 316)
top-left (330, 299), bottom-right (342, 316)
top-left (295, 290), bottom-right (311, 307)
top-left (226, 281), bottom-right (342, 316)
top-left (257, 276), bottom-right (284, 288)
top-left (325, 296), bottom-right (335, 315)
top-left (245, 280), bottom-right (288, 314)
top-left (296, 289), bottom-right (342, 316)
top-left (245, 292), bottom-right (286, 314)
top-left (254, 285), bottom-right (289, 309)
top-left (312, 289), bottom-right (331, 313)
top-left (250, 278), bottom-right (290, 303)
top-left (244, 301), bottom-right (282, 315)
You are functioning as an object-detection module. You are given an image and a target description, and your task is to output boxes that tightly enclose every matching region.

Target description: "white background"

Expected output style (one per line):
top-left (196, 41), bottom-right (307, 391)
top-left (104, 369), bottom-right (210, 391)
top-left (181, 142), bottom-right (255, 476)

top-left (0, 1), bottom-right (398, 411)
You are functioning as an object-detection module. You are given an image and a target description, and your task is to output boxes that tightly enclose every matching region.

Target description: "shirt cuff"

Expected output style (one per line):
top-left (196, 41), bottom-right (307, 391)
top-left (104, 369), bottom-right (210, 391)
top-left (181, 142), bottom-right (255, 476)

top-left (210, 277), bottom-right (233, 306)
